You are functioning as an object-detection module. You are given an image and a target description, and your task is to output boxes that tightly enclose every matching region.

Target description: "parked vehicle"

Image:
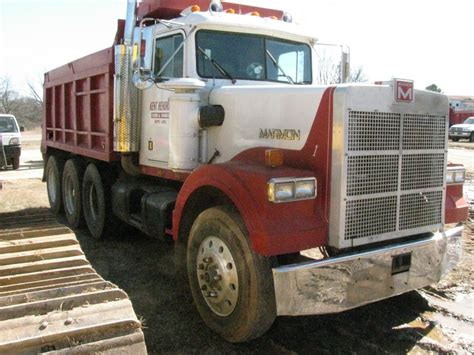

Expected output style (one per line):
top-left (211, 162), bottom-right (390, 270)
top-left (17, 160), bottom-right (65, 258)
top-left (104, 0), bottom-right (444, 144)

top-left (0, 114), bottom-right (22, 170)
top-left (40, 0), bottom-right (469, 342)
top-left (449, 116), bottom-right (474, 142)
top-left (449, 107), bottom-right (474, 126)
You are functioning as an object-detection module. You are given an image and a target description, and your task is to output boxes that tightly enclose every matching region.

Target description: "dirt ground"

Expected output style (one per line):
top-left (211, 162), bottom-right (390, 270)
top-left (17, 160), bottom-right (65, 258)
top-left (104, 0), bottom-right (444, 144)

top-left (0, 172), bottom-right (473, 353)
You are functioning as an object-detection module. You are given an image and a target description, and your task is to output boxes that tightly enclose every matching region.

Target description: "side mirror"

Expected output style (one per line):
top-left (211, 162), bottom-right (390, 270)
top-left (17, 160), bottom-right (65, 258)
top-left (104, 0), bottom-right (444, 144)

top-left (20, 126), bottom-right (25, 132)
top-left (133, 21), bottom-right (154, 89)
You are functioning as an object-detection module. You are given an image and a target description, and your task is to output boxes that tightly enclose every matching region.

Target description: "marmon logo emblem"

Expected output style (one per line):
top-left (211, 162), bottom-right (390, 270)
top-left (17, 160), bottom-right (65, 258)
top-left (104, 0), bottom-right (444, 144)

top-left (395, 79), bottom-right (414, 103)
top-left (259, 128), bottom-right (301, 141)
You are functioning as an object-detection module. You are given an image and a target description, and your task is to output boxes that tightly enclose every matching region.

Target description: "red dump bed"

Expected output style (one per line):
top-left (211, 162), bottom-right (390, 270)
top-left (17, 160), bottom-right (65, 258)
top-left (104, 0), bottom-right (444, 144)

top-left (449, 108), bottom-right (474, 126)
top-left (42, 47), bottom-right (118, 162)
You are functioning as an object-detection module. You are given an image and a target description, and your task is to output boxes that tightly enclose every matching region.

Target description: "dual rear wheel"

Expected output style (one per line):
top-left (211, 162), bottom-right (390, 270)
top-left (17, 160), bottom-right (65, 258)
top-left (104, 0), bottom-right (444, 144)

top-left (46, 156), bottom-right (109, 239)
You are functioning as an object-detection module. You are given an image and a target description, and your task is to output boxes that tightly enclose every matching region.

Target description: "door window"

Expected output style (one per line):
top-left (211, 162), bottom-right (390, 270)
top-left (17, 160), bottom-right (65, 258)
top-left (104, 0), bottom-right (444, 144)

top-left (154, 34), bottom-right (184, 77)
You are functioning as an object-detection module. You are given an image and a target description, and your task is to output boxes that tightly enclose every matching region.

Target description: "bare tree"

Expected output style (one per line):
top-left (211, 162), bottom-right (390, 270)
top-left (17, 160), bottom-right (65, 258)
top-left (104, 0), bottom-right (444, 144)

top-left (315, 49), bottom-right (367, 85)
top-left (0, 77), bottom-right (42, 128)
top-left (0, 77), bottom-right (19, 114)
top-left (27, 75), bottom-right (44, 105)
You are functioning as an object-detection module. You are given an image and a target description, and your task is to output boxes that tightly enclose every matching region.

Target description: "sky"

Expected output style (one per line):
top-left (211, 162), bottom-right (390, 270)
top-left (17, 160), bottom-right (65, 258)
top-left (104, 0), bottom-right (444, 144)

top-left (0, 0), bottom-right (473, 97)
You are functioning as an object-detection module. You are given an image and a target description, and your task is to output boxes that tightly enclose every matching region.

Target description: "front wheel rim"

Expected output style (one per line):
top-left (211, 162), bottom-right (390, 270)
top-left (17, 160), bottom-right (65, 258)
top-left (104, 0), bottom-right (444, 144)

top-left (196, 236), bottom-right (239, 317)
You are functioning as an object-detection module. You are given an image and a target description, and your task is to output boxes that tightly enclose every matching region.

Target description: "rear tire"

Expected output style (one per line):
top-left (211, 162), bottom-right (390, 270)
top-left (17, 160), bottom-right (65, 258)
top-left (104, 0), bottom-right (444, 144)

top-left (187, 206), bottom-right (276, 342)
top-left (62, 158), bottom-right (85, 228)
top-left (470, 133), bottom-right (474, 142)
top-left (12, 156), bottom-right (20, 170)
top-left (82, 163), bottom-right (108, 239)
top-left (46, 156), bottom-right (64, 216)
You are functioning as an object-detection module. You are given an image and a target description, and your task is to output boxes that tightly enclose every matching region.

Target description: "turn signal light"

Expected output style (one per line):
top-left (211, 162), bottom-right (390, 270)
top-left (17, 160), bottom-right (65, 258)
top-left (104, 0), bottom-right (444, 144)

top-left (226, 8), bottom-right (235, 14)
top-left (251, 11), bottom-right (260, 16)
top-left (265, 149), bottom-right (283, 168)
top-left (191, 5), bottom-right (200, 12)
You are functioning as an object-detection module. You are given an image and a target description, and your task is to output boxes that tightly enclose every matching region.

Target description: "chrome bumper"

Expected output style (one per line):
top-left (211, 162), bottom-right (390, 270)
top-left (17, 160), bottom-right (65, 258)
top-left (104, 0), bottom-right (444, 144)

top-left (272, 226), bottom-right (463, 316)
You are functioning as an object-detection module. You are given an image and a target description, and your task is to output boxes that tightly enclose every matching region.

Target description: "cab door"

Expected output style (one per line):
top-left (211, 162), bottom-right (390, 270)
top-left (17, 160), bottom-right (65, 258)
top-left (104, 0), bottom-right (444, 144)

top-left (139, 31), bottom-right (184, 168)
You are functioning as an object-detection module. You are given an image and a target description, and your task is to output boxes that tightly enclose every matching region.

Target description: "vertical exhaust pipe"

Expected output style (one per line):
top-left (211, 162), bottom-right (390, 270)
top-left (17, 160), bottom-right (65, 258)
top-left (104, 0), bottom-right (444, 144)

top-left (124, 0), bottom-right (137, 46)
top-left (114, 0), bottom-right (140, 162)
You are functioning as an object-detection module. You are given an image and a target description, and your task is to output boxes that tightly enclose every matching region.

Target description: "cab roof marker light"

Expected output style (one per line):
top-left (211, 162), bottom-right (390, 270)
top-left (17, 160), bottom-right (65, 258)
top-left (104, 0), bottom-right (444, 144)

top-left (226, 8), bottom-right (235, 14)
top-left (180, 5), bottom-right (200, 17)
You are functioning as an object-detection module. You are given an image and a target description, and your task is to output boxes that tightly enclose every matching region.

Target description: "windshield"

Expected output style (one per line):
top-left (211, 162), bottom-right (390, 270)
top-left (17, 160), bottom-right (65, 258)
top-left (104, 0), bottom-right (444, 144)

top-left (464, 117), bottom-right (474, 124)
top-left (196, 30), bottom-right (312, 84)
top-left (0, 116), bottom-right (18, 133)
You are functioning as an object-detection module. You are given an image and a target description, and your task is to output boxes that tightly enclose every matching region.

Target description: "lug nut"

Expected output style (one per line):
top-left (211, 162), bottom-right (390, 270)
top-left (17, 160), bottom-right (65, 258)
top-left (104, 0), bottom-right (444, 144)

top-left (203, 257), bottom-right (213, 263)
top-left (213, 275), bottom-right (222, 281)
top-left (207, 291), bottom-right (217, 298)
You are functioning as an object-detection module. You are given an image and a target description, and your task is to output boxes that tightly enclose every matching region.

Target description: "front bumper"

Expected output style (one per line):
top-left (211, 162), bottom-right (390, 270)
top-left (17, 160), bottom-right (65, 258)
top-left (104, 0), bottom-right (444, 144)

top-left (272, 226), bottom-right (463, 316)
top-left (449, 132), bottom-right (471, 138)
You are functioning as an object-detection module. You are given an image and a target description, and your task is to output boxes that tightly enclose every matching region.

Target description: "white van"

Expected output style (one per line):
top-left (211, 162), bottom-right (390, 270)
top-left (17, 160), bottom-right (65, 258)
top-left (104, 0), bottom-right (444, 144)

top-left (0, 114), bottom-right (22, 170)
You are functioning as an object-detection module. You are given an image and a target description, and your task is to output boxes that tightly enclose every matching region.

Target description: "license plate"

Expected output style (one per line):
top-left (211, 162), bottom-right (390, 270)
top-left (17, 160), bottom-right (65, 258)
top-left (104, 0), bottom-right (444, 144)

top-left (391, 253), bottom-right (411, 275)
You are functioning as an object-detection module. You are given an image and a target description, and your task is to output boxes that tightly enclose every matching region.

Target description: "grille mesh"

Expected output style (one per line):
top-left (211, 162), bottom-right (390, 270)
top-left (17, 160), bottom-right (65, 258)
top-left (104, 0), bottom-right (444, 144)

top-left (399, 191), bottom-right (443, 230)
top-left (347, 155), bottom-right (399, 195)
top-left (345, 196), bottom-right (397, 240)
top-left (341, 110), bottom-right (446, 245)
top-left (403, 114), bottom-right (446, 150)
top-left (401, 154), bottom-right (445, 191)
top-left (348, 111), bottom-right (400, 151)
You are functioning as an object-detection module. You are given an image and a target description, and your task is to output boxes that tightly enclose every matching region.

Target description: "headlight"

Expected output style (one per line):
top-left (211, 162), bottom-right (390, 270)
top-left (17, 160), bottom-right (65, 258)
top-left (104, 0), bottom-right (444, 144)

top-left (9, 137), bottom-right (20, 145)
top-left (446, 167), bottom-right (465, 184)
top-left (267, 177), bottom-right (317, 203)
top-left (463, 128), bottom-right (471, 132)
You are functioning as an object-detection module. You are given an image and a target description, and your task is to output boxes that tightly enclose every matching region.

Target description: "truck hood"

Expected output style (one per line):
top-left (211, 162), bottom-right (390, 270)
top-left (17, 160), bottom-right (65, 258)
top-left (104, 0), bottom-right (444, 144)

top-left (208, 84), bottom-right (328, 163)
top-left (450, 124), bottom-right (474, 130)
top-left (0, 132), bottom-right (21, 146)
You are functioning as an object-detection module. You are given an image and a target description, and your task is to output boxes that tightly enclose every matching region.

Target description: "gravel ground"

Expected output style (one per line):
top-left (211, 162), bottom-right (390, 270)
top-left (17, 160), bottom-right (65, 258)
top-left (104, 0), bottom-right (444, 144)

top-left (0, 146), bottom-right (472, 353)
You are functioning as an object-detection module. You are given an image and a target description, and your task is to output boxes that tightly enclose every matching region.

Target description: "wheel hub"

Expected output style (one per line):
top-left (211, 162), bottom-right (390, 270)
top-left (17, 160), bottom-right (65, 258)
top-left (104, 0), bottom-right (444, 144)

top-left (196, 236), bottom-right (239, 316)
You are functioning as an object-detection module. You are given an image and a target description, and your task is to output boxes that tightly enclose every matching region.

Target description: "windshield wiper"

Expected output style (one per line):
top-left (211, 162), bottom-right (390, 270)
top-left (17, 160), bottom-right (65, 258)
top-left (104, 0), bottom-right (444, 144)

top-left (265, 49), bottom-right (295, 84)
top-left (198, 47), bottom-right (236, 84)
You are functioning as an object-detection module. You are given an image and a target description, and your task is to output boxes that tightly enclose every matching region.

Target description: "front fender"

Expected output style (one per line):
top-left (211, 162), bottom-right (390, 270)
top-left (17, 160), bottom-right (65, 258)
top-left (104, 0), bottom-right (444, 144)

top-left (173, 162), bottom-right (328, 256)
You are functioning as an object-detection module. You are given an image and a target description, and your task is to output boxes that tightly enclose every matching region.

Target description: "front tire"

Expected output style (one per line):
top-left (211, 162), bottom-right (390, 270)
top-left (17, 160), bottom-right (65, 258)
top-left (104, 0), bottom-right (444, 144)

top-left (62, 158), bottom-right (85, 228)
top-left (12, 156), bottom-right (20, 170)
top-left (187, 206), bottom-right (276, 342)
top-left (82, 163), bottom-right (107, 239)
top-left (451, 137), bottom-right (459, 142)
top-left (46, 156), bottom-right (64, 215)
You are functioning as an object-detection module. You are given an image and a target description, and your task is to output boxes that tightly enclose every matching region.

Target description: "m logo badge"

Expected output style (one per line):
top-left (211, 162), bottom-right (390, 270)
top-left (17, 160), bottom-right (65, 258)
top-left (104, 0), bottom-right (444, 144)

top-left (394, 79), bottom-right (414, 103)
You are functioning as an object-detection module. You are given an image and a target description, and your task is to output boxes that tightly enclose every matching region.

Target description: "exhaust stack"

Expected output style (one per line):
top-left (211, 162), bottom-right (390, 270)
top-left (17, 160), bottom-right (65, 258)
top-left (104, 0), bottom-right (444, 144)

top-left (113, 0), bottom-right (140, 153)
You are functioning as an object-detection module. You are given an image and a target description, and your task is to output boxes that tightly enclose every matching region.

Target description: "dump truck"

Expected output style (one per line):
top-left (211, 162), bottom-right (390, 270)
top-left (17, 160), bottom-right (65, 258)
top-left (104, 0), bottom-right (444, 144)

top-left (40, 0), bottom-right (469, 343)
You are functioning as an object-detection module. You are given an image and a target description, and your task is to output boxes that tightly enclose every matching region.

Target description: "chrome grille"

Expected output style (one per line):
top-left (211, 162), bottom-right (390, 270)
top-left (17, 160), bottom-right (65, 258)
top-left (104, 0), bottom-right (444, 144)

top-left (399, 191), bottom-right (443, 230)
top-left (339, 109), bottom-right (447, 247)
top-left (345, 196), bottom-right (397, 240)
top-left (403, 114), bottom-right (446, 150)
top-left (347, 155), bottom-right (399, 195)
top-left (401, 154), bottom-right (445, 191)
top-left (348, 111), bottom-right (400, 151)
